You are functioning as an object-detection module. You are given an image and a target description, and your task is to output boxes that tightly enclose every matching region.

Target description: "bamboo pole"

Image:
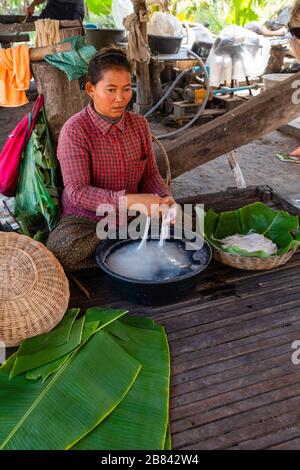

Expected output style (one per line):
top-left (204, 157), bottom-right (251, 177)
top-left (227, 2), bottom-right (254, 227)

top-left (29, 42), bottom-right (72, 61)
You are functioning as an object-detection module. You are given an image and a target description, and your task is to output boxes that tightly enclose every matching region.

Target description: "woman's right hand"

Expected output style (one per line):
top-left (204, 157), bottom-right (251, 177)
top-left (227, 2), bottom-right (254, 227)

top-left (126, 193), bottom-right (175, 218)
top-left (290, 146), bottom-right (300, 156)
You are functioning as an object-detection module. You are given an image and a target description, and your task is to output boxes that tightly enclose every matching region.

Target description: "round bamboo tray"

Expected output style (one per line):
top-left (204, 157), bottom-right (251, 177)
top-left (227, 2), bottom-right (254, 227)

top-left (0, 232), bottom-right (70, 347)
top-left (212, 245), bottom-right (298, 271)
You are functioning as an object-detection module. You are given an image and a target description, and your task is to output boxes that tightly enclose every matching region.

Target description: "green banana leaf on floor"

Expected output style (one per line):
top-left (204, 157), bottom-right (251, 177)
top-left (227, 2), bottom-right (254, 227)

top-left (0, 307), bottom-right (171, 450)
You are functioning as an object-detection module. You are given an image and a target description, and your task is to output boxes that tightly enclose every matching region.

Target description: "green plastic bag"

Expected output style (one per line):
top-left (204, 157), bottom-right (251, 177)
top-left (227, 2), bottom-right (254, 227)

top-left (14, 106), bottom-right (60, 232)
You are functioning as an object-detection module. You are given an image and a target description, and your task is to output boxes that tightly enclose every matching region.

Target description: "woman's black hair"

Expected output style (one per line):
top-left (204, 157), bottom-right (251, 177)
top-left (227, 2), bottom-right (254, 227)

top-left (87, 46), bottom-right (132, 85)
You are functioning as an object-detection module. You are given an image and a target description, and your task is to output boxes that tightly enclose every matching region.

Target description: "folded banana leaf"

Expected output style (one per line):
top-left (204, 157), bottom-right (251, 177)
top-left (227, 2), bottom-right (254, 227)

top-left (0, 331), bottom-right (141, 450)
top-left (72, 318), bottom-right (170, 450)
top-left (10, 316), bottom-right (85, 378)
top-left (10, 308), bottom-right (128, 380)
top-left (26, 351), bottom-right (72, 382)
top-left (203, 202), bottom-right (300, 257)
top-left (16, 308), bottom-right (80, 355)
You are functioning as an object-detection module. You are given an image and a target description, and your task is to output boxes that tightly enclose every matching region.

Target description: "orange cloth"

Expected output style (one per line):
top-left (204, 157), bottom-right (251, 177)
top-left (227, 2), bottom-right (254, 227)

top-left (0, 44), bottom-right (31, 107)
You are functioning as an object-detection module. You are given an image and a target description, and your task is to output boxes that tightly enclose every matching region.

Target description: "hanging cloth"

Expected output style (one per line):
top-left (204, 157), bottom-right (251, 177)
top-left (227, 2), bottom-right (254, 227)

top-left (123, 13), bottom-right (151, 65)
top-left (35, 18), bottom-right (61, 47)
top-left (0, 44), bottom-right (31, 107)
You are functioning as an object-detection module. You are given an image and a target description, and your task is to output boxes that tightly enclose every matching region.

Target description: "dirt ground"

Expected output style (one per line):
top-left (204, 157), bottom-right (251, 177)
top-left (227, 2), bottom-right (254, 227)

top-left (1, 93), bottom-right (300, 200)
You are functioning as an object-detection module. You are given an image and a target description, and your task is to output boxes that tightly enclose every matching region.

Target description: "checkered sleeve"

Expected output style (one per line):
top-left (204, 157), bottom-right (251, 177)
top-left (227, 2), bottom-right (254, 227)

top-left (57, 122), bottom-right (125, 215)
top-left (139, 120), bottom-right (171, 196)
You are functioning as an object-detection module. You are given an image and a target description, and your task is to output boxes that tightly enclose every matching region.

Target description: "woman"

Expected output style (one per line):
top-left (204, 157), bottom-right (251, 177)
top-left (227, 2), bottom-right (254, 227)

top-left (47, 47), bottom-right (175, 272)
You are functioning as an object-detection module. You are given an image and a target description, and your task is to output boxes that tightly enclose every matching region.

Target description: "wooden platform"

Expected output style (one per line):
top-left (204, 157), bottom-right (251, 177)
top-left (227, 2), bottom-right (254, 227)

top-left (68, 187), bottom-right (300, 450)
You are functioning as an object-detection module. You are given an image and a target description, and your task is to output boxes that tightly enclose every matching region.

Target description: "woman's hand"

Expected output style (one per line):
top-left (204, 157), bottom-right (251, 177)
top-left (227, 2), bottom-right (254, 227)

top-left (290, 146), bottom-right (300, 156)
top-left (126, 193), bottom-right (177, 221)
top-left (26, 3), bottom-right (35, 16)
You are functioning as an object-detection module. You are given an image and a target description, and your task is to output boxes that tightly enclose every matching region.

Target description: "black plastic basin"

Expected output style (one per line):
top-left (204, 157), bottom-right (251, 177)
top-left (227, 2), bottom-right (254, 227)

top-left (95, 227), bottom-right (212, 306)
top-left (148, 35), bottom-right (183, 55)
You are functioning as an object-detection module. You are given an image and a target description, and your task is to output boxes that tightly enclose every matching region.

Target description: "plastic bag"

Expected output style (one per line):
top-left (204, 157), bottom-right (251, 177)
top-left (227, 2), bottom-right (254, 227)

top-left (0, 95), bottom-right (44, 197)
top-left (112, 0), bottom-right (133, 29)
top-left (148, 12), bottom-right (184, 37)
top-left (206, 25), bottom-right (271, 86)
top-left (14, 105), bottom-right (60, 232)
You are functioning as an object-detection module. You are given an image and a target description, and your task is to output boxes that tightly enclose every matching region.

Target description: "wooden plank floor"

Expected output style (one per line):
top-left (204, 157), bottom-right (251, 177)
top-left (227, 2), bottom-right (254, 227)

top-left (69, 249), bottom-right (300, 450)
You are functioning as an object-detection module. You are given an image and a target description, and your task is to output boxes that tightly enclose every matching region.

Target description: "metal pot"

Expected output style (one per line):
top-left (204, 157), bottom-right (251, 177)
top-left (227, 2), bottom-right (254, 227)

top-left (84, 28), bottom-right (126, 50)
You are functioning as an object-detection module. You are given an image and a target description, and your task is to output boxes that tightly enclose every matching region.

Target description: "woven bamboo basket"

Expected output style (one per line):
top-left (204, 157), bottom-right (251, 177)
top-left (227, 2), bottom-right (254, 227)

top-left (212, 245), bottom-right (298, 271)
top-left (0, 232), bottom-right (70, 347)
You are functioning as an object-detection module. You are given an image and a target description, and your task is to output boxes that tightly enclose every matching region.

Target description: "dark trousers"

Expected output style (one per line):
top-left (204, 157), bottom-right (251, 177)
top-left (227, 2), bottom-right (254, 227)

top-left (40, 0), bottom-right (84, 20)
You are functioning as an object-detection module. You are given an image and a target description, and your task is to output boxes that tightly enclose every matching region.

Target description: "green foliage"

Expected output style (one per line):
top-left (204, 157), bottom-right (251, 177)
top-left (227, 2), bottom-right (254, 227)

top-left (204, 202), bottom-right (300, 258)
top-left (175, 0), bottom-right (288, 34)
top-left (85, 0), bottom-right (116, 27)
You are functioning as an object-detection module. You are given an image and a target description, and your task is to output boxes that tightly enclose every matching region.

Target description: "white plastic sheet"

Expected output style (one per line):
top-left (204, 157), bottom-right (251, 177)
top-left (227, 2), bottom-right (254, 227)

top-left (206, 25), bottom-right (271, 86)
top-left (112, 0), bottom-right (133, 30)
top-left (148, 12), bottom-right (184, 37)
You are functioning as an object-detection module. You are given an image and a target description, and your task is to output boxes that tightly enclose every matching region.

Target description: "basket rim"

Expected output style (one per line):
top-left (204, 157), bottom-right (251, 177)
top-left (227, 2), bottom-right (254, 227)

top-left (212, 245), bottom-right (298, 263)
top-left (212, 245), bottom-right (298, 260)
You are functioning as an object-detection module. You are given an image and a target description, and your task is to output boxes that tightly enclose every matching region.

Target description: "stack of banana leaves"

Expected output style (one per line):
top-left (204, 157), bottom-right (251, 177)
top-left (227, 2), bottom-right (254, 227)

top-left (0, 308), bottom-right (171, 450)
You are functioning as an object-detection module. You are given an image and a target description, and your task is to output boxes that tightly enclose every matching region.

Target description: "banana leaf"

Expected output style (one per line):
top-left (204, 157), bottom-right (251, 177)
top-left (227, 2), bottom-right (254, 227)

top-left (85, 307), bottom-right (128, 326)
top-left (120, 315), bottom-right (157, 330)
top-left (23, 308), bottom-right (128, 382)
top-left (14, 106), bottom-right (61, 232)
top-left (203, 202), bottom-right (300, 257)
top-left (10, 316), bottom-right (85, 378)
top-left (164, 425), bottom-right (172, 450)
top-left (15, 308), bottom-right (80, 355)
top-left (72, 319), bottom-right (170, 450)
top-left (25, 352), bottom-right (72, 382)
top-left (0, 331), bottom-right (141, 450)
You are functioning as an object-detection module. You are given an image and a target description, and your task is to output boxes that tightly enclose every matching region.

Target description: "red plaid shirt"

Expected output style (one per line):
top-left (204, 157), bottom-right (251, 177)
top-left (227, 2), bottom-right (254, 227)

top-left (57, 102), bottom-right (170, 221)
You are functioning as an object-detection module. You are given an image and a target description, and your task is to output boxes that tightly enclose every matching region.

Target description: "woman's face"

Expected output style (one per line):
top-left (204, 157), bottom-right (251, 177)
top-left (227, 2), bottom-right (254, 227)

top-left (86, 68), bottom-right (132, 119)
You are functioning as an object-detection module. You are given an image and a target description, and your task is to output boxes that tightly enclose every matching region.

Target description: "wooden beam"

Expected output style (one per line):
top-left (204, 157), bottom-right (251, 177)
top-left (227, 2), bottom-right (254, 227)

top-left (0, 19), bottom-right (81, 33)
top-left (29, 42), bottom-right (72, 61)
top-left (156, 71), bottom-right (300, 179)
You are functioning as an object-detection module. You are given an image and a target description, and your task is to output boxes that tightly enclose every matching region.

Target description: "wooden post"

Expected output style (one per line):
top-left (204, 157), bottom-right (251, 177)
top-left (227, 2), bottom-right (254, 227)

top-left (31, 62), bottom-right (89, 145)
top-left (265, 45), bottom-right (285, 74)
top-left (132, 0), bottom-right (152, 114)
top-left (149, 61), bottom-right (165, 104)
top-left (227, 151), bottom-right (247, 189)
